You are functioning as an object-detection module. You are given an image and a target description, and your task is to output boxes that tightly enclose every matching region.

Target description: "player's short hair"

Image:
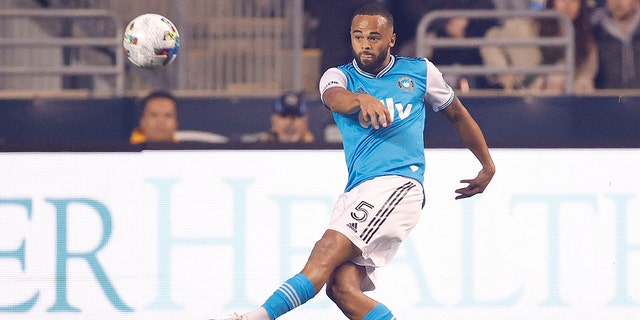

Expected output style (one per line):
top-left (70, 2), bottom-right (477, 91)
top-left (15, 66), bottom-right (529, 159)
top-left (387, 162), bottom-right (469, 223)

top-left (352, 3), bottom-right (394, 29)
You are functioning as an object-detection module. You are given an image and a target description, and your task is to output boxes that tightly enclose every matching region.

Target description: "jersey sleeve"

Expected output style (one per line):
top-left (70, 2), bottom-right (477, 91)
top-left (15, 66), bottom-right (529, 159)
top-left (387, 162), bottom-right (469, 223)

top-left (424, 59), bottom-right (455, 112)
top-left (319, 67), bottom-right (348, 104)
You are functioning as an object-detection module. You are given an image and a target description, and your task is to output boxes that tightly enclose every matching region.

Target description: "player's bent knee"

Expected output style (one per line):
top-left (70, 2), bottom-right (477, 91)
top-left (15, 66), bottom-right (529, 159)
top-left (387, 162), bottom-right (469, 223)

top-left (325, 282), bottom-right (346, 305)
top-left (308, 232), bottom-right (355, 268)
top-left (326, 277), bottom-right (359, 305)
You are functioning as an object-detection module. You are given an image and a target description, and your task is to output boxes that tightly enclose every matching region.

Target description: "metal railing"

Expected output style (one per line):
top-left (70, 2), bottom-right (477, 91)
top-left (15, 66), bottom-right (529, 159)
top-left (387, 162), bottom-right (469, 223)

top-left (0, 1), bottom-right (307, 98)
top-left (0, 9), bottom-right (125, 96)
top-left (416, 10), bottom-right (575, 93)
top-left (103, 0), bottom-right (305, 97)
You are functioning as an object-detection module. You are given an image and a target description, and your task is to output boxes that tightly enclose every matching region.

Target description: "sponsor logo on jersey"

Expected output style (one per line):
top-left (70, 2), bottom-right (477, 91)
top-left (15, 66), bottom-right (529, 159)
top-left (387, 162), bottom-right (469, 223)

top-left (358, 97), bottom-right (414, 128)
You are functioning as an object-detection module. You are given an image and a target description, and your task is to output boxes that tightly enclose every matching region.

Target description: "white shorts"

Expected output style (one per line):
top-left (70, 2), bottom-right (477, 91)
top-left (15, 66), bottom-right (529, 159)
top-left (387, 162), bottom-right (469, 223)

top-left (327, 175), bottom-right (424, 291)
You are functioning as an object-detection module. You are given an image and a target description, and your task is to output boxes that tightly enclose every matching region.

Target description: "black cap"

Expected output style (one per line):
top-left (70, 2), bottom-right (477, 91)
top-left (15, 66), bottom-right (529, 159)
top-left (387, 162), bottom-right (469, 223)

top-left (274, 91), bottom-right (307, 117)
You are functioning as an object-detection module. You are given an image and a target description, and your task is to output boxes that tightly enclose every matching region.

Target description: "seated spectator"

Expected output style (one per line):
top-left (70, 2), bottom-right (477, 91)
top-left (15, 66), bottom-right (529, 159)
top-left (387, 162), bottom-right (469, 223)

top-left (242, 91), bottom-right (315, 143)
top-left (591, 0), bottom-right (640, 89)
top-left (394, 0), bottom-right (498, 90)
top-left (480, 17), bottom-right (542, 92)
top-left (130, 90), bottom-right (179, 144)
top-left (481, 0), bottom-right (598, 94)
top-left (430, 18), bottom-right (497, 90)
top-left (540, 0), bottom-right (599, 93)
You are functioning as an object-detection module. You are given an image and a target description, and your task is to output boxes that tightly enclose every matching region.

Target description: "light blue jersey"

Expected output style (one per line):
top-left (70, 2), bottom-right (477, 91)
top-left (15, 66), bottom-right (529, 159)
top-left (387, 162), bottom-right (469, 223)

top-left (319, 55), bottom-right (454, 192)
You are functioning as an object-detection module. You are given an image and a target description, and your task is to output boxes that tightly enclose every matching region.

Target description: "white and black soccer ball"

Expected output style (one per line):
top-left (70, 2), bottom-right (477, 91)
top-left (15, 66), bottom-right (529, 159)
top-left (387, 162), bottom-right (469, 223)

top-left (123, 13), bottom-right (180, 70)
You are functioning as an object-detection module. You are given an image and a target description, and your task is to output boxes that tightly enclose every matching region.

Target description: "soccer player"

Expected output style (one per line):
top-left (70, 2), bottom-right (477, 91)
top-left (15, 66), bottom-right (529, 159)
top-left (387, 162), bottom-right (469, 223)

top-left (214, 3), bottom-right (495, 320)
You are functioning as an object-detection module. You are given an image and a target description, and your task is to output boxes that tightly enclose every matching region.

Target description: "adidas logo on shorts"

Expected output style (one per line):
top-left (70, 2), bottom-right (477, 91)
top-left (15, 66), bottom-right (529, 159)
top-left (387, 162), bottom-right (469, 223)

top-left (346, 222), bottom-right (358, 233)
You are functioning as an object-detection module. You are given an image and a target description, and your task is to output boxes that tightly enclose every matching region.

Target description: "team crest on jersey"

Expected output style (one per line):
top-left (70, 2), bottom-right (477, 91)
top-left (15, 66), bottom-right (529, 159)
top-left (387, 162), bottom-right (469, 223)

top-left (397, 77), bottom-right (414, 92)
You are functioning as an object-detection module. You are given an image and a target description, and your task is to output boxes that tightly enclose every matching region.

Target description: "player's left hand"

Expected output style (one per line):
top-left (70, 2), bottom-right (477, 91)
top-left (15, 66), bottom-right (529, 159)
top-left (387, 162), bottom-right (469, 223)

top-left (454, 168), bottom-right (494, 200)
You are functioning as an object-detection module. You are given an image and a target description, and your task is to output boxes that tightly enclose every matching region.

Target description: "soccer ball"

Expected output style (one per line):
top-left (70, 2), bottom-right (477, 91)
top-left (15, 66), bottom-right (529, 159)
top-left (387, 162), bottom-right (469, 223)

top-left (123, 13), bottom-right (180, 70)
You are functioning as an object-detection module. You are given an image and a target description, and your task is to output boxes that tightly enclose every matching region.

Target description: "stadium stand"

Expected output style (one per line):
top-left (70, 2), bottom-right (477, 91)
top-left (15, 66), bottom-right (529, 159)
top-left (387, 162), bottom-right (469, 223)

top-left (0, 1), bottom-right (638, 150)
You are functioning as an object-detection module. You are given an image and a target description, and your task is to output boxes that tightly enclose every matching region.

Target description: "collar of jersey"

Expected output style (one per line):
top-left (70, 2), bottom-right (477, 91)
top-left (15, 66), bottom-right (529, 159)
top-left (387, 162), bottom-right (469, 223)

top-left (351, 55), bottom-right (395, 79)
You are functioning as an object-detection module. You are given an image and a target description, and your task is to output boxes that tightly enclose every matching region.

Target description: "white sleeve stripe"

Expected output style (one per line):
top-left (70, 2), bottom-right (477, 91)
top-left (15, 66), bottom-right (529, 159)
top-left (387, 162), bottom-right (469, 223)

top-left (319, 67), bottom-right (348, 103)
top-left (424, 59), bottom-right (455, 111)
top-left (434, 92), bottom-right (455, 112)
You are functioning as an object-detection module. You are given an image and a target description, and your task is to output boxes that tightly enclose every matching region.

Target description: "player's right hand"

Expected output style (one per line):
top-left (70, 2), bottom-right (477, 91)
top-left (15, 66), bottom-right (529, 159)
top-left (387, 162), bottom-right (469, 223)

top-left (357, 94), bottom-right (391, 129)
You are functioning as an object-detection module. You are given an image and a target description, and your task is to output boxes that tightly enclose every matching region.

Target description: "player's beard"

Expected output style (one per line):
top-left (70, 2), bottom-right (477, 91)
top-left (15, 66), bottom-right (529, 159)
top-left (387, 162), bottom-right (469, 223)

top-left (354, 47), bottom-right (389, 74)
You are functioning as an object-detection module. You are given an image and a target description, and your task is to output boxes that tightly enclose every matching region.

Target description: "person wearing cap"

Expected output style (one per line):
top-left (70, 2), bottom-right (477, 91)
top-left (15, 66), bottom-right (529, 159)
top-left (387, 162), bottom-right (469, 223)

top-left (259, 91), bottom-right (315, 143)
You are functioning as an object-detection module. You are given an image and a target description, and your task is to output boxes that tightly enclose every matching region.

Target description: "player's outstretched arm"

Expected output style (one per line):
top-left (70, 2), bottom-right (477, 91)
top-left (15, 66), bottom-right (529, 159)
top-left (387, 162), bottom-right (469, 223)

top-left (441, 97), bottom-right (495, 200)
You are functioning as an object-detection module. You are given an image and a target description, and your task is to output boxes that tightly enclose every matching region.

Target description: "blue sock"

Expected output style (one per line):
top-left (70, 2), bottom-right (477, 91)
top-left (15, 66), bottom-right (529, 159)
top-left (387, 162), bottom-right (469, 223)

top-left (363, 303), bottom-right (396, 320)
top-left (261, 273), bottom-right (316, 319)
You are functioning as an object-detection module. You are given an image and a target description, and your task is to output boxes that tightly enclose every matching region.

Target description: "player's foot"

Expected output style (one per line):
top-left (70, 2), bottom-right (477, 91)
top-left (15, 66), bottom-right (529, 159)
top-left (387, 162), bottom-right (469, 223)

top-left (210, 312), bottom-right (248, 320)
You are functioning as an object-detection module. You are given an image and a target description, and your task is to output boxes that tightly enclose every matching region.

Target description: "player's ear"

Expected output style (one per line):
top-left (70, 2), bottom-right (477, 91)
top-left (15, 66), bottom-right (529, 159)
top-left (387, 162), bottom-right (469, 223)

top-left (389, 32), bottom-right (396, 47)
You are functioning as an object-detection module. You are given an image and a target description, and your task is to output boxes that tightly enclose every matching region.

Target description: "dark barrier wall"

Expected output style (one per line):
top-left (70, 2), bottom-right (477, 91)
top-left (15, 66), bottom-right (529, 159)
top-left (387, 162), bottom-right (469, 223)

top-left (1, 95), bottom-right (639, 149)
top-left (424, 95), bottom-right (640, 148)
top-left (0, 98), bottom-right (136, 143)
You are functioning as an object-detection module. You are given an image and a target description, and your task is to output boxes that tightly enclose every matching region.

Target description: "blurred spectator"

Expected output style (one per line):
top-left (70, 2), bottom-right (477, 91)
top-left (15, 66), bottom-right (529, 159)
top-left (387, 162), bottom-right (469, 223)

top-left (591, 0), bottom-right (640, 89)
top-left (480, 18), bottom-right (542, 91)
top-left (391, 0), bottom-right (498, 90)
top-left (391, 0), bottom-right (497, 53)
top-left (539, 0), bottom-right (599, 93)
top-left (481, 0), bottom-right (598, 93)
top-left (130, 91), bottom-right (179, 144)
top-left (242, 92), bottom-right (315, 143)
